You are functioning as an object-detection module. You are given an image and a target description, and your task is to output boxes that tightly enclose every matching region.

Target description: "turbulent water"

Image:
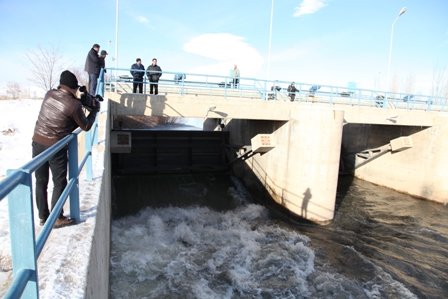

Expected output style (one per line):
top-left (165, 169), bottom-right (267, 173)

top-left (110, 175), bottom-right (448, 299)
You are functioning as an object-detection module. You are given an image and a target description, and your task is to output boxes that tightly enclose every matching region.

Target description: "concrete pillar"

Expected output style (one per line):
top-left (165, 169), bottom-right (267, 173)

top-left (248, 108), bottom-right (344, 224)
top-left (352, 120), bottom-right (448, 204)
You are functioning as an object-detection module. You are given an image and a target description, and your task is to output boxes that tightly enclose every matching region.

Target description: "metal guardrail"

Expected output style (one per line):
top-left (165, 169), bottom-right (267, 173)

top-left (104, 67), bottom-right (448, 112)
top-left (0, 69), bottom-right (104, 298)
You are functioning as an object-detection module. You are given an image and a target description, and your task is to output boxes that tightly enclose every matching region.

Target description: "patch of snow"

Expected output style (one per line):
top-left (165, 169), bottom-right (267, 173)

top-left (0, 99), bottom-right (105, 298)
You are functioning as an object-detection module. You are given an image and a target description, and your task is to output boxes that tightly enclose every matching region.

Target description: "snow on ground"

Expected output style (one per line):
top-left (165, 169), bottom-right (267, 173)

top-left (0, 99), bottom-right (105, 298)
top-left (0, 99), bottom-right (41, 180)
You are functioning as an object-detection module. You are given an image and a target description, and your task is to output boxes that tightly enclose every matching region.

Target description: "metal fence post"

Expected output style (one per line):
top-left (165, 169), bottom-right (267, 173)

top-left (85, 129), bottom-right (93, 181)
top-left (68, 136), bottom-right (80, 222)
top-left (93, 119), bottom-right (99, 146)
top-left (6, 169), bottom-right (39, 299)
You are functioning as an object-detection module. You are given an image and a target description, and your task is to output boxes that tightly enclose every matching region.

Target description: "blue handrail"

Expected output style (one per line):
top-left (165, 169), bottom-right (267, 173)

top-left (0, 68), bottom-right (105, 298)
top-left (104, 67), bottom-right (448, 112)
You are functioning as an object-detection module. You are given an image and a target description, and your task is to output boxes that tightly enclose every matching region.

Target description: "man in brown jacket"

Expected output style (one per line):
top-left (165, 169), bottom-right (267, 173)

top-left (32, 70), bottom-right (99, 228)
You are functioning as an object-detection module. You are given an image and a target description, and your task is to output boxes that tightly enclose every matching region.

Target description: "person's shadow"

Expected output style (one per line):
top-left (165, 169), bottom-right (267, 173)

top-left (119, 94), bottom-right (134, 108)
top-left (301, 188), bottom-right (312, 218)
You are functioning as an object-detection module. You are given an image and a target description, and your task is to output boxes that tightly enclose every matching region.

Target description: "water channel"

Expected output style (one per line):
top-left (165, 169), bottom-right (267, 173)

top-left (110, 174), bottom-right (448, 298)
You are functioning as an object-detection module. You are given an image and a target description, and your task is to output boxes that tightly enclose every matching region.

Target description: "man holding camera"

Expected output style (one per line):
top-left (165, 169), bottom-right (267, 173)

top-left (32, 70), bottom-right (100, 228)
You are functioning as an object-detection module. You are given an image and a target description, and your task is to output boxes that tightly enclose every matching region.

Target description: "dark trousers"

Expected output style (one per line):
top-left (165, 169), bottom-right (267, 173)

top-left (149, 80), bottom-right (158, 95)
top-left (89, 73), bottom-right (99, 95)
top-left (233, 78), bottom-right (239, 88)
top-left (133, 81), bottom-right (143, 93)
top-left (32, 141), bottom-right (68, 220)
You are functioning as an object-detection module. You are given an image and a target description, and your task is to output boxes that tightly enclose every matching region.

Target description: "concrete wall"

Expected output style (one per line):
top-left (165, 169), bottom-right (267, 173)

top-left (343, 119), bottom-right (448, 204)
top-left (84, 108), bottom-right (112, 298)
top-left (106, 91), bottom-right (448, 217)
top-left (227, 108), bottom-right (345, 224)
top-left (105, 92), bottom-right (439, 127)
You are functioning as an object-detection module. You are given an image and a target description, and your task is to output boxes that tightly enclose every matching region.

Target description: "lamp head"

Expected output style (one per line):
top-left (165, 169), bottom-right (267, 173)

top-left (398, 7), bottom-right (407, 16)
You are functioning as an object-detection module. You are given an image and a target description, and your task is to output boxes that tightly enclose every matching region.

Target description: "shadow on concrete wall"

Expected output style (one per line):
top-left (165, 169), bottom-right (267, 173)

top-left (222, 118), bottom-right (372, 222)
top-left (231, 156), bottom-right (318, 225)
top-left (301, 188), bottom-right (312, 218)
top-left (233, 151), bottom-right (362, 224)
top-left (113, 94), bottom-right (173, 129)
top-left (228, 142), bottom-right (341, 225)
top-left (117, 93), bottom-right (169, 117)
top-left (222, 117), bottom-right (345, 224)
top-left (119, 93), bottom-right (149, 113)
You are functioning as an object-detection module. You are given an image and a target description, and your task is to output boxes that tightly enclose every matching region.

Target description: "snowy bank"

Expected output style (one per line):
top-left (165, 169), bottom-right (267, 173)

top-left (0, 99), bottom-right (108, 298)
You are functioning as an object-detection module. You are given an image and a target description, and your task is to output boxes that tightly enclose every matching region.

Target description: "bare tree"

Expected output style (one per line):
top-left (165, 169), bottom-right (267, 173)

top-left (390, 74), bottom-right (399, 93)
top-left (26, 46), bottom-right (63, 92)
top-left (6, 82), bottom-right (21, 99)
top-left (403, 74), bottom-right (415, 94)
top-left (432, 64), bottom-right (448, 98)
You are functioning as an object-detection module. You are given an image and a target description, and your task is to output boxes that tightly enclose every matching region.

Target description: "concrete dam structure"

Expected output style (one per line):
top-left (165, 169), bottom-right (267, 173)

top-left (106, 90), bottom-right (448, 225)
top-left (78, 81), bottom-right (448, 298)
top-left (58, 88), bottom-right (448, 298)
top-left (4, 86), bottom-right (446, 298)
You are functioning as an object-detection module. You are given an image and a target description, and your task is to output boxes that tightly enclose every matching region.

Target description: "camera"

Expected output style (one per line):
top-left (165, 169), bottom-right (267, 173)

top-left (78, 86), bottom-right (103, 112)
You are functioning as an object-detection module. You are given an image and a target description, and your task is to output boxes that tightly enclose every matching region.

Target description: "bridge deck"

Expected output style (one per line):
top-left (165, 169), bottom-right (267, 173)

top-left (104, 69), bottom-right (448, 115)
top-left (106, 91), bottom-right (442, 127)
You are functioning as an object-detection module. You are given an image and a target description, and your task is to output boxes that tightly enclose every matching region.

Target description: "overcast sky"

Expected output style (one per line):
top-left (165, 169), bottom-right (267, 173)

top-left (1, 0), bottom-right (447, 95)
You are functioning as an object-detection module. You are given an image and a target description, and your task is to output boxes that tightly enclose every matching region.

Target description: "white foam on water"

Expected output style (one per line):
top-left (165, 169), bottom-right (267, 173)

top-left (110, 197), bottom-right (420, 299)
top-left (110, 204), bottom-right (315, 298)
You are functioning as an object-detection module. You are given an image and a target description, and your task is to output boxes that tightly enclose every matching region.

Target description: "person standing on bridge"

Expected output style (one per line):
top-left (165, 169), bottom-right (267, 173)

top-left (146, 58), bottom-right (162, 95)
top-left (130, 58), bottom-right (145, 93)
top-left (84, 43), bottom-right (102, 94)
top-left (287, 82), bottom-right (299, 101)
top-left (32, 70), bottom-right (100, 228)
top-left (232, 64), bottom-right (240, 88)
top-left (99, 50), bottom-right (108, 71)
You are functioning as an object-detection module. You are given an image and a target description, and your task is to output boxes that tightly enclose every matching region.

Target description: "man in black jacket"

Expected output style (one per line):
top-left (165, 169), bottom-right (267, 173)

top-left (99, 50), bottom-right (108, 70)
top-left (287, 82), bottom-right (299, 101)
top-left (84, 43), bottom-right (101, 94)
top-left (146, 58), bottom-right (162, 95)
top-left (130, 58), bottom-right (145, 93)
top-left (32, 70), bottom-right (99, 228)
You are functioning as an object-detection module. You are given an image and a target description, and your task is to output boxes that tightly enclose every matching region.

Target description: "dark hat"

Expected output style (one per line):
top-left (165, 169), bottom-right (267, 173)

top-left (60, 70), bottom-right (79, 89)
top-left (100, 50), bottom-right (108, 55)
top-left (92, 43), bottom-right (100, 49)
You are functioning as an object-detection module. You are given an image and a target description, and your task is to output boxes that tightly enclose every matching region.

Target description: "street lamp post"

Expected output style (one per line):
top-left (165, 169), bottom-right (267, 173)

top-left (115, 0), bottom-right (119, 70)
top-left (265, 0), bottom-right (274, 100)
top-left (267, 0), bottom-right (274, 81)
top-left (386, 7), bottom-right (407, 93)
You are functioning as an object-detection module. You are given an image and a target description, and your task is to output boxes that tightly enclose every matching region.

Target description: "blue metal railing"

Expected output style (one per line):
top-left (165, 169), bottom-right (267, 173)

top-left (104, 67), bottom-right (448, 112)
top-left (0, 69), bottom-right (105, 298)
